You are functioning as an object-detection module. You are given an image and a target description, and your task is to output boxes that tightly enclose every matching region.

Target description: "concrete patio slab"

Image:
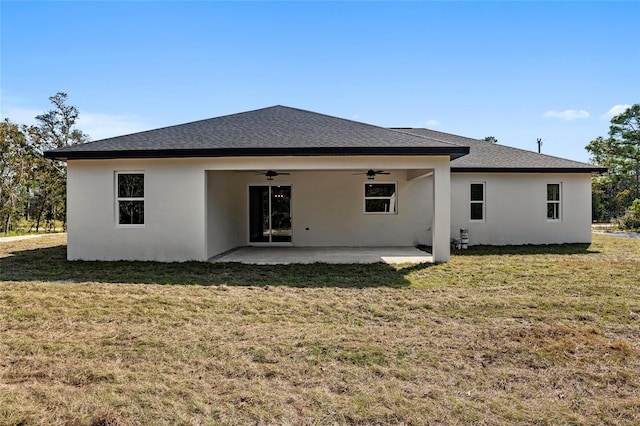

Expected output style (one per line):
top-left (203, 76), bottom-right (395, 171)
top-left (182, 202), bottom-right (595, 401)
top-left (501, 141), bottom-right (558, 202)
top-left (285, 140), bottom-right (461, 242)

top-left (210, 246), bottom-right (433, 265)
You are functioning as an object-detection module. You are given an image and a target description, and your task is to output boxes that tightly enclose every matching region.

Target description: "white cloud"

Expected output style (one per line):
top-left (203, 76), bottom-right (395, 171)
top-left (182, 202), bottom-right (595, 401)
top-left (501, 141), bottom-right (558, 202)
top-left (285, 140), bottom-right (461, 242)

top-left (0, 104), bottom-right (149, 141)
top-left (0, 106), bottom-right (42, 125)
top-left (602, 104), bottom-right (631, 119)
top-left (543, 110), bottom-right (590, 121)
top-left (76, 113), bottom-right (149, 141)
top-left (409, 119), bottom-right (440, 129)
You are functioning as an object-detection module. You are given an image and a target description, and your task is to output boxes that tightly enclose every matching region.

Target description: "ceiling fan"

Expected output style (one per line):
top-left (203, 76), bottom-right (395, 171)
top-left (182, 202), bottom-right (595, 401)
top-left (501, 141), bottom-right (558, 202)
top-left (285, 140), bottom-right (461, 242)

top-left (255, 170), bottom-right (290, 180)
top-left (353, 169), bottom-right (391, 180)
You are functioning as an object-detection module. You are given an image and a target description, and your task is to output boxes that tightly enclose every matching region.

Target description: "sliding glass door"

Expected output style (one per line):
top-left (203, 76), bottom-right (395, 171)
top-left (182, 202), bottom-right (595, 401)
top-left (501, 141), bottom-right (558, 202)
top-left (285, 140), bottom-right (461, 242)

top-left (249, 185), bottom-right (292, 243)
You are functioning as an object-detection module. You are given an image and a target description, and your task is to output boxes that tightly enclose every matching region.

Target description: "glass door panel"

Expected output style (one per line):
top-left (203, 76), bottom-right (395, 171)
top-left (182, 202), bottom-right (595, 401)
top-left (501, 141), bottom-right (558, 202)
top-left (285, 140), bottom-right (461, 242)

top-left (249, 185), bottom-right (292, 243)
top-left (270, 186), bottom-right (292, 243)
top-left (249, 186), bottom-right (270, 243)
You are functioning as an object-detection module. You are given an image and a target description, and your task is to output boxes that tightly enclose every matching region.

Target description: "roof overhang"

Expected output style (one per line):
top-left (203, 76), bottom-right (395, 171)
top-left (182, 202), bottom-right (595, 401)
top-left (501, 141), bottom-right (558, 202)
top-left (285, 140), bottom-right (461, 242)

top-left (451, 166), bottom-right (608, 174)
top-left (45, 146), bottom-right (470, 161)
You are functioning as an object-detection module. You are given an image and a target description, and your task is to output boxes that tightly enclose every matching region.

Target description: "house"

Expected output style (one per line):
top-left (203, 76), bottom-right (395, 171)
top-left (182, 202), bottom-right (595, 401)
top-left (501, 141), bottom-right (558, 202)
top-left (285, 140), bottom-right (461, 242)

top-left (45, 106), bottom-right (605, 263)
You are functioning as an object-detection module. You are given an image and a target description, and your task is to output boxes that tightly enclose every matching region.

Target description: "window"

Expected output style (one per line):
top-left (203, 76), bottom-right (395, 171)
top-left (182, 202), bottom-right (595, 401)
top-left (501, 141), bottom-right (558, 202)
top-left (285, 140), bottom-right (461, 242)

top-left (547, 183), bottom-right (561, 220)
top-left (470, 182), bottom-right (485, 221)
top-left (364, 183), bottom-right (397, 214)
top-left (116, 172), bottom-right (144, 225)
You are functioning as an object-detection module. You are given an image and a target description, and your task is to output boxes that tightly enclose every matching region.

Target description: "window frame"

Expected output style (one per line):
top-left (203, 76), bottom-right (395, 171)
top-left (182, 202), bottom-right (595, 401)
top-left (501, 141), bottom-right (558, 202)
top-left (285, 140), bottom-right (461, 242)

top-left (115, 171), bottom-right (145, 227)
top-left (469, 182), bottom-right (485, 222)
top-left (546, 182), bottom-right (561, 221)
top-left (363, 182), bottom-right (398, 215)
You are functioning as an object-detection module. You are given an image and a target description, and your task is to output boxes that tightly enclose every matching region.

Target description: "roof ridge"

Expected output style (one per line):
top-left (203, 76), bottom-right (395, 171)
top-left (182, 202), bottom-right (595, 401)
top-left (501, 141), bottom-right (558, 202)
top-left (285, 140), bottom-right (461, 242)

top-left (271, 106), bottom-right (466, 147)
top-left (390, 127), bottom-right (483, 146)
top-left (401, 127), bottom-right (600, 168)
top-left (480, 140), bottom-right (599, 167)
top-left (386, 127), bottom-right (464, 148)
top-left (45, 106), bottom-right (471, 160)
top-left (83, 105), bottom-right (462, 147)
top-left (77, 105), bottom-right (287, 145)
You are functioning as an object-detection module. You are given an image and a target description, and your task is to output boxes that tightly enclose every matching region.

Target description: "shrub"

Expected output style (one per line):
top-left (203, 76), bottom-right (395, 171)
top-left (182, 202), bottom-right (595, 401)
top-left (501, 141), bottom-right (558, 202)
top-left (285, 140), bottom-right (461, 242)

top-left (617, 199), bottom-right (640, 230)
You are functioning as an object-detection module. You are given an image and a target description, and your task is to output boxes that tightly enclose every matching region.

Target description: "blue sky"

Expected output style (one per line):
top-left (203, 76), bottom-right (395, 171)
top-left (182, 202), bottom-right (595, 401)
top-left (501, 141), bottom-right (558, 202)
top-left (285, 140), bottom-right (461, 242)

top-left (2, 1), bottom-right (639, 162)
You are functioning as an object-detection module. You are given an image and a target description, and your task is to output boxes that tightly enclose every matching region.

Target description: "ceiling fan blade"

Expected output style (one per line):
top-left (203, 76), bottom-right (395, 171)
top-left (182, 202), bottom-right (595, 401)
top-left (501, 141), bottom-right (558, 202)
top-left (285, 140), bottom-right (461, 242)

top-left (278, 172), bottom-right (290, 175)
top-left (354, 170), bottom-right (390, 177)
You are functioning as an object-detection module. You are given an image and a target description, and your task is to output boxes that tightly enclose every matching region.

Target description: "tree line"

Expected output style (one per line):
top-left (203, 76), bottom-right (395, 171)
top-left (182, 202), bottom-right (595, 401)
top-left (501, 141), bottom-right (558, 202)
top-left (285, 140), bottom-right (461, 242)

top-left (587, 104), bottom-right (640, 229)
top-left (1, 93), bottom-right (89, 234)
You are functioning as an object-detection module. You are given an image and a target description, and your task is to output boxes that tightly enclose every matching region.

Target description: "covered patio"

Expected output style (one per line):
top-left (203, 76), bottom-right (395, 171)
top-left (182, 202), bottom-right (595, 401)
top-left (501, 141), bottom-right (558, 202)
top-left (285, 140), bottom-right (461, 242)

top-left (205, 155), bottom-right (453, 264)
top-left (46, 106), bottom-right (465, 263)
top-left (210, 246), bottom-right (433, 265)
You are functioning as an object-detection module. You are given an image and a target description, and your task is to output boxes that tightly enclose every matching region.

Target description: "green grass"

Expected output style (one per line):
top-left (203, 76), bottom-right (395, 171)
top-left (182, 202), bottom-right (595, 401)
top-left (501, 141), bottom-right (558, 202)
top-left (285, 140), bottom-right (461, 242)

top-left (0, 237), bottom-right (409, 287)
top-left (1, 234), bottom-right (639, 425)
top-left (1, 219), bottom-right (65, 236)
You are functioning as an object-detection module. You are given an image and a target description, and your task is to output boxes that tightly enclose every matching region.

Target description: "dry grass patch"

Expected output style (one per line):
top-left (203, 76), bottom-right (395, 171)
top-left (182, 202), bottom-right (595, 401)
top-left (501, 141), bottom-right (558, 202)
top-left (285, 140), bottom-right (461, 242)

top-left (1, 234), bottom-right (639, 425)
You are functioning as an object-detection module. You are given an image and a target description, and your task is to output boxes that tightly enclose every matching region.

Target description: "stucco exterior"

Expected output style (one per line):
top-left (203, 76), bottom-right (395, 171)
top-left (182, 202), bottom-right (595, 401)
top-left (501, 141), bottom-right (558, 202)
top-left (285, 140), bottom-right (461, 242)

top-left (50, 106), bottom-right (605, 264)
top-left (450, 173), bottom-right (593, 245)
top-left (67, 159), bottom-right (207, 262)
top-left (67, 155), bottom-right (451, 262)
top-left (65, 158), bottom-right (594, 263)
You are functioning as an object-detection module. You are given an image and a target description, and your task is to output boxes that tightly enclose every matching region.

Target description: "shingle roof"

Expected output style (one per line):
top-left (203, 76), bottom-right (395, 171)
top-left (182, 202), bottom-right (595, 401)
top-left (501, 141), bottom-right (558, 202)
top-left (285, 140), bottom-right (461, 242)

top-left (394, 128), bottom-right (606, 173)
top-left (45, 105), bottom-right (606, 173)
top-left (44, 105), bottom-right (468, 160)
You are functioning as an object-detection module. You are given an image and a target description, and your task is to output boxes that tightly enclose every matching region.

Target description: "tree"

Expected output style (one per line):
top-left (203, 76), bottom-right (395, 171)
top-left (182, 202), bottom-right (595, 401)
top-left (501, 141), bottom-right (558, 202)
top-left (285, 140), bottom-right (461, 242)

top-left (34, 92), bottom-right (90, 150)
top-left (0, 93), bottom-right (89, 234)
top-left (483, 136), bottom-right (498, 144)
top-left (609, 104), bottom-right (640, 200)
top-left (586, 104), bottom-right (640, 221)
top-left (0, 120), bottom-right (33, 233)
top-left (28, 92), bottom-right (90, 232)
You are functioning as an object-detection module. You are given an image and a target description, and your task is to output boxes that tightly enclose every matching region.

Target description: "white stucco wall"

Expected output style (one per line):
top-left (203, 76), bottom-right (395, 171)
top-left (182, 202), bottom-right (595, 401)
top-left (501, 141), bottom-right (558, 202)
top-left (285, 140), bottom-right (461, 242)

top-left (432, 161), bottom-right (451, 262)
top-left (67, 155), bottom-right (450, 262)
top-left (66, 157), bottom-right (592, 262)
top-left (206, 171), bottom-right (244, 258)
top-left (294, 170), bottom-right (431, 247)
top-left (450, 173), bottom-right (593, 245)
top-left (221, 170), bottom-right (433, 247)
top-left (67, 159), bottom-right (207, 261)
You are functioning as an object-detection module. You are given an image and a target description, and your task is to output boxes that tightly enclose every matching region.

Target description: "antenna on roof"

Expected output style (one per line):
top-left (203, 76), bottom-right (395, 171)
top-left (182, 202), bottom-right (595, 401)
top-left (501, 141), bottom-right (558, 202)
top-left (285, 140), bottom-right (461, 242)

top-left (537, 138), bottom-right (543, 154)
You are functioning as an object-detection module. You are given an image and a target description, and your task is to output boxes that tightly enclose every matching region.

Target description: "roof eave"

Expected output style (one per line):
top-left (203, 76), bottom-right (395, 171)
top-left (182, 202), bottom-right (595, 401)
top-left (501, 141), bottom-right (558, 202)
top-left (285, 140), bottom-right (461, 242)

top-left (451, 166), bottom-right (608, 174)
top-left (45, 146), bottom-right (470, 161)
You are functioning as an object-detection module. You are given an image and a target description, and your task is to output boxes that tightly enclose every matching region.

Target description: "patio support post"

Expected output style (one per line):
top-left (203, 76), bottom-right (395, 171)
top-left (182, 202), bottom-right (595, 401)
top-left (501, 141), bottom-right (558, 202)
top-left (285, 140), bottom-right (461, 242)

top-left (432, 161), bottom-right (451, 262)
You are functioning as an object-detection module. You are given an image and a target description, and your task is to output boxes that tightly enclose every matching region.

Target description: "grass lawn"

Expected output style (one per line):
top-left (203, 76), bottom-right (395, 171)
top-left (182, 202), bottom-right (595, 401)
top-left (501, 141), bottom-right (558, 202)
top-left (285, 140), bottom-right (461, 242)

top-left (1, 235), bottom-right (639, 425)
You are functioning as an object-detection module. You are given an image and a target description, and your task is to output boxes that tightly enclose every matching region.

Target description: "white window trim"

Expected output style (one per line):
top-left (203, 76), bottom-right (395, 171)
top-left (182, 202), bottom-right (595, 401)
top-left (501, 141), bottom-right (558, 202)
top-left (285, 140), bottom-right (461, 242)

top-left (115, 171), bottom-right (145, 228)
top-left (469, 181), bottom-right (485, 222)
top-left (547, 182), bottom-right (562, 222)
top-left (363, 182), bottom-right (398, 215)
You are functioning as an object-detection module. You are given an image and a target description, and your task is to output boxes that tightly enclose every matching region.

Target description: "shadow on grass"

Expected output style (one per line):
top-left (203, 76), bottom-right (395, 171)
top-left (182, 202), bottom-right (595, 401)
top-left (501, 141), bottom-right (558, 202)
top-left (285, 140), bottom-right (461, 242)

top-left (0, 244), bottom-right (413, 288)
top-left (2, 242), bottom-right (600, 287)
top-left (449, 243), bottom-right (598, 256)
